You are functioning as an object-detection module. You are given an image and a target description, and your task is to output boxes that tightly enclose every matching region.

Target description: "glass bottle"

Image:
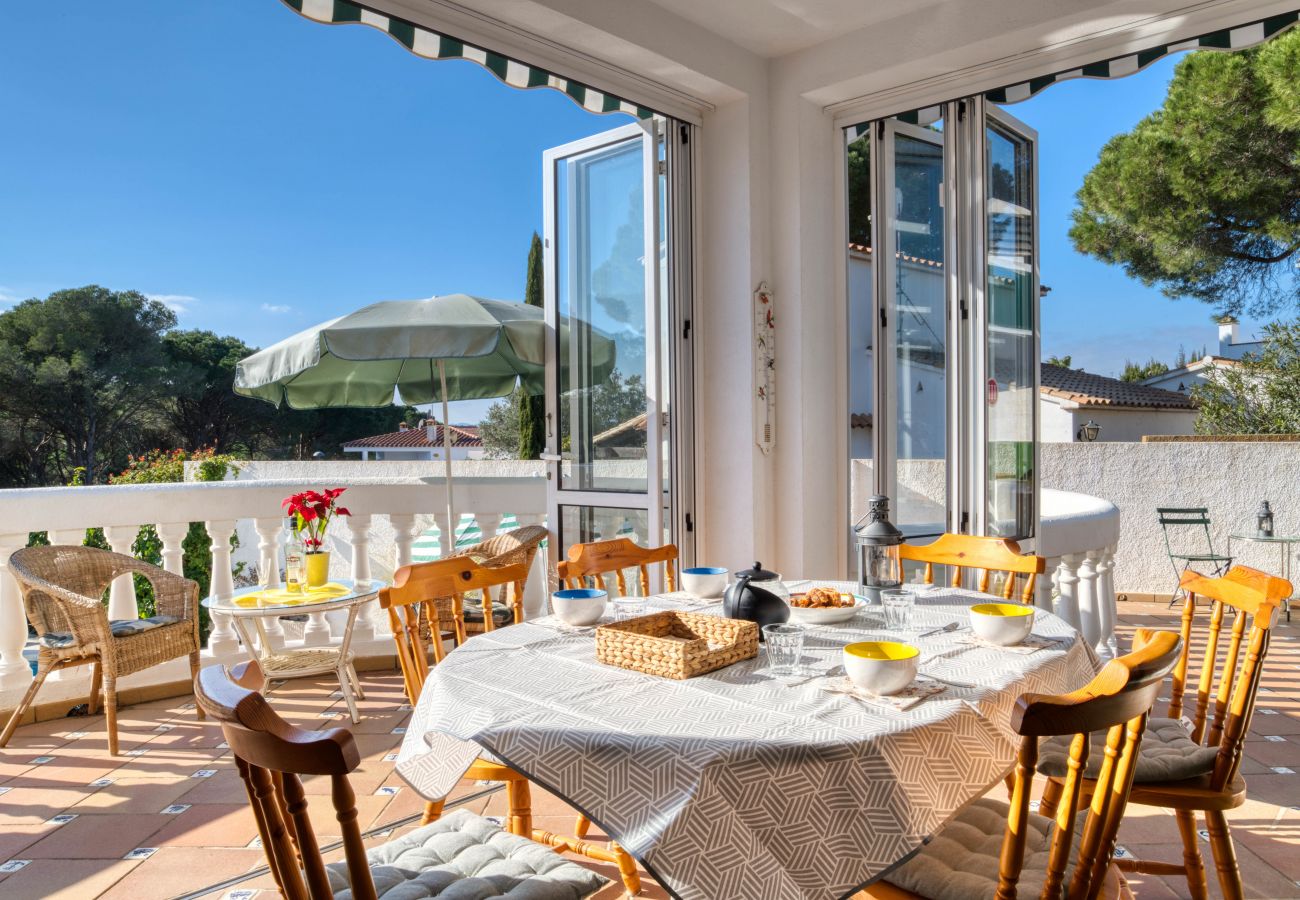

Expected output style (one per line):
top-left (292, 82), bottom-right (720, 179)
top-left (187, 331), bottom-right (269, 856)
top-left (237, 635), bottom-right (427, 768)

top-left (284, 516), bottom-right (306, 593)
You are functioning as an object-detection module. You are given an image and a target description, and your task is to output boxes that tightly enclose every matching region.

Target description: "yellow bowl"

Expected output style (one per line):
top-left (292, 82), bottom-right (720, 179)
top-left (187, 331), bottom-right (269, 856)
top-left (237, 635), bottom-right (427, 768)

top-left (843, 641), bottom-right (919, 695)
top-left (969, 602), bottom-right (1035, 645)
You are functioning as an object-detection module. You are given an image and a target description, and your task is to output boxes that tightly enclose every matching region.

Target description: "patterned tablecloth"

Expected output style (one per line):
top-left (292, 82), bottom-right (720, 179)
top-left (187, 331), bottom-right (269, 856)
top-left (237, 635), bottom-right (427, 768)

top-left (396, 584), bottom-right (1098, 900)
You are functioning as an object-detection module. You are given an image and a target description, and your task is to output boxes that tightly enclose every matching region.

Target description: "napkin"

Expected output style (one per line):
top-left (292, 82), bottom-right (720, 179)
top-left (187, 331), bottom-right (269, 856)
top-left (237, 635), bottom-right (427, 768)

top-left (821, 675), bottom-right (945, 711)
top-left (954, 634), bottom-right (1066, 654)
top-left (657, 590), bottom-right (719, 607)
top-left (531, 615), bottom-right (606, 634)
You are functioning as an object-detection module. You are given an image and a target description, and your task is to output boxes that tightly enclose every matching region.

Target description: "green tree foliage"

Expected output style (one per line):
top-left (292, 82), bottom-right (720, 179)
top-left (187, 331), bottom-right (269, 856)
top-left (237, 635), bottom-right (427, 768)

top-left (847, 134), bottom-right (871, 247)
top-left (480, 387), bottom-right (524, 458)
top-left (1044, 355), bottom-right (1073, 368)
top-left (1070, 32), bottom-right (1300, 315)
top-left (481, 370), bottom-right (647, 459)
top-left (0, 286), bottom-right (177, 483)
top-left (1120, 358), bottom-right (1171, 382)
top-left (516, 232), bottom-right (546, 460)
top-left (1192, 320), bottom-right (1300, 434)
top-left (163, 330), bottom-right (274, 452)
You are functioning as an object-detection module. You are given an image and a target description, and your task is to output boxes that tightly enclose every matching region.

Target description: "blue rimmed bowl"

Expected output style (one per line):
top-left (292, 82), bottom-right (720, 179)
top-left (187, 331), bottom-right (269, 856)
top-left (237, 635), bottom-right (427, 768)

top-left (552, 588), bottom-right (608, 626)
top-left (681, 566), bottom-right (728, 599)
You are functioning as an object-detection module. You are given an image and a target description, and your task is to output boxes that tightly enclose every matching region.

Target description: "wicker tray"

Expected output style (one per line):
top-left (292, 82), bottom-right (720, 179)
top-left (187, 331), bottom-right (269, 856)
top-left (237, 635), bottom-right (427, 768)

top-left (595, 610), bottom-right (758, 679)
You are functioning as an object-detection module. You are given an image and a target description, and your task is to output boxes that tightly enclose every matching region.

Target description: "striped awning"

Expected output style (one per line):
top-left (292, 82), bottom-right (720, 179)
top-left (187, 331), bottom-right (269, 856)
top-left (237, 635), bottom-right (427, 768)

top-left (988, 12), bottom-right (1300, 104)
top-left (278, 0), bottom-right (654, 119)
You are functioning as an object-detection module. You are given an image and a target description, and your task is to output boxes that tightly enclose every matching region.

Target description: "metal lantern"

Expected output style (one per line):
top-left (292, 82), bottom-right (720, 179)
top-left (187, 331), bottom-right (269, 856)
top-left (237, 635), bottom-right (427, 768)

top-left (855, 494), bottom-right (905, 603)
top-left (1076, 420), bottom-right (1101, 443)
top-left (1256, 500), bottom-right (1274, 538)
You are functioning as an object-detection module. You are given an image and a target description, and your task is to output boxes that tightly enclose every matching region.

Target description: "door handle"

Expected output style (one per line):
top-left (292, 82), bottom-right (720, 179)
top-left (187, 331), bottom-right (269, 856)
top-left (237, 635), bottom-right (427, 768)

top-left (540, 453), bottom-right (563, 462)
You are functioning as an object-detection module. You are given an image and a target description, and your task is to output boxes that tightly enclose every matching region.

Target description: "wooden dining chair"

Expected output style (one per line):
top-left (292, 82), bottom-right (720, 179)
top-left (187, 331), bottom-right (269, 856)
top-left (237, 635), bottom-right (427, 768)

top-left (557, 537), bottom-right (679, 596)
top-left (381, 557), bottom-right (643, 896)
top-left (899, 533), bottom-right (1045, 604)
top-left (859, 629), bottom-right (1181, 900)
top-left (1037, 565), bottom-right (1291, 900)
top-left (380, 555), bottom-right (528, 704)
top-left (193, 660), bottom-right (609, 900)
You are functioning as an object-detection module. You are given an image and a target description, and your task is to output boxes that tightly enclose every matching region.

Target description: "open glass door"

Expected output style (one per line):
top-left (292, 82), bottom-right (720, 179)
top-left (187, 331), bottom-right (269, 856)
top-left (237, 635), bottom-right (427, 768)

top-left (543, 120), bottom-right (672, 587)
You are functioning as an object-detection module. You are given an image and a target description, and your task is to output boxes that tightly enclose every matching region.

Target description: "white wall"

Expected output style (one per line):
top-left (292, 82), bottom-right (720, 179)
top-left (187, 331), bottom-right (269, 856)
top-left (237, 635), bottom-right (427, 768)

top-left (1040, 399), bottom-right (1198, 443)
top-left (1042, 441), bottom-right (1300, 596)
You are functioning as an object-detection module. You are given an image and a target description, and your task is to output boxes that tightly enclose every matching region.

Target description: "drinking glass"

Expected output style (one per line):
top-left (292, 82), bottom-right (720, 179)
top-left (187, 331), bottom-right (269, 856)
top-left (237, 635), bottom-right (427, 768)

top-left (613, 596), bottom-right (647, 621)
top-left (762, 623), bottom-right (806, 675)
top-left (881, 588), bottom-right (915, 631)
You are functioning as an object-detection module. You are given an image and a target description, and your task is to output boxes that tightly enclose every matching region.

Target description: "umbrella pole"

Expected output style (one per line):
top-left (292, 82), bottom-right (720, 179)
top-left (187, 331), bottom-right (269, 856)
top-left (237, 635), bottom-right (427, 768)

top-left (438, 360), bottom-right (456, 554)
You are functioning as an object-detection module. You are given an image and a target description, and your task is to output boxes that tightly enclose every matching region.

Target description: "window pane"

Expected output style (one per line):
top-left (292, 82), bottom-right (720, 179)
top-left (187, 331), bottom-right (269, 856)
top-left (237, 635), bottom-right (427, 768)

top-left (986, 123), bottom-right (1035, 538)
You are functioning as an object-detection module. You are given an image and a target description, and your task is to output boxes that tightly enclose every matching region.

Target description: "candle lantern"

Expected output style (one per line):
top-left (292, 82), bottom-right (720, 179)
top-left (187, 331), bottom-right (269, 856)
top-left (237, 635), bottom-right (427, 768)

top-left (855, 494), bottom-right (904, 603)
top-left (1256, 500), bottom-right (1274, 538)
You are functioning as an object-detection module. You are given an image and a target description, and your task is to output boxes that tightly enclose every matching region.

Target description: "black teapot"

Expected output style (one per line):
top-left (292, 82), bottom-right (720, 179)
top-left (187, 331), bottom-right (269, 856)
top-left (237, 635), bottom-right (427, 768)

top-left (723, 562), bottom-right (790, 638)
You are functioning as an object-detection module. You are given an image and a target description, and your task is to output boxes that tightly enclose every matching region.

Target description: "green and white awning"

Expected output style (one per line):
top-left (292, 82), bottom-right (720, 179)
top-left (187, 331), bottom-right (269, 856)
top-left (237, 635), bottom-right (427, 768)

top-left (278, 0), bottom-right (653, 119)
top-left (987, 12), bottom-right (1300, 104)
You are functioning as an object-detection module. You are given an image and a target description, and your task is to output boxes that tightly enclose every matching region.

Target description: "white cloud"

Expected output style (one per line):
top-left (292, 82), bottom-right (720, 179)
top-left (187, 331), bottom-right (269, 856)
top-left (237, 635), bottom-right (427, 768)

top-left (261, 303), bottom-right (291, 314)
top-left (0, 286), bottom-right (22, 306)
top-left (147, 293), bottom-right (200, 315)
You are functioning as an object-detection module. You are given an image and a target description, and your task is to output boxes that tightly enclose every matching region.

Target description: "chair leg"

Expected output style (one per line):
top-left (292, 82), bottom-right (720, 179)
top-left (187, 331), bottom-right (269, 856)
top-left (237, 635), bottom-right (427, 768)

top-left (574, 813), bottom-right (592, 838)
top-left (104, 673), bottom-right (120, 756)
top-left (87, 660), bottom-right (102, 716)
top-left (611, 842), bottom-right (642, 896)
top-left (188, 652), bottom-right (205, 720)
top-left (421, 799), bottom-right (445, 826)
top-left (347, 662), bottom-right (366, 701)
top-left (1038, 777), bottom-right (1064, 819)
top-left (0, 667), bottom-right (51, 748)
top-left (507, 777), bottom-right (532, 837)
top-left (1174, 809), bottom-right (1209, 900)
top-left (1205, 810), bottom-right (1244, 900)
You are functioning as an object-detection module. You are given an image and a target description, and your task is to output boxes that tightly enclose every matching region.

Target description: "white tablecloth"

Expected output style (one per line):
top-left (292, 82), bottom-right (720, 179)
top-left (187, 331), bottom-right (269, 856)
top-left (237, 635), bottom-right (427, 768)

top-left (396, 585), bottom-right (1098, 900)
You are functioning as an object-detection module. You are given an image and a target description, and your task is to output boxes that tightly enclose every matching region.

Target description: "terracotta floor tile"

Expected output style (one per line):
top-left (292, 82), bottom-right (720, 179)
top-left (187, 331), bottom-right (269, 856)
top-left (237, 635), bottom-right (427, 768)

top-left (0, 858), bottom-right (140, 898)
top-left (0, 785), bottom-right (94, 825)
top-left (173, 769), bottom-right (248, 804)
top-left (71, 775), bottom-right (199, 815)
top-left (0, 823), bottom-right (61, 860)
top-left (23, 811), bottom-right (168, 859)
top-left (146, 802), bottom-right (259, 848)
top-left (98, 847), bottom-right (264, 900)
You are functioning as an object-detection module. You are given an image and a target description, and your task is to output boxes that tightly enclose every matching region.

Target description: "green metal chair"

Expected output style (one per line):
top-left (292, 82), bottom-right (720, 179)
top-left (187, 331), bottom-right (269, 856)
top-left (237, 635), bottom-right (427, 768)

top-left (1157, 507), bottom-right (1232, 605)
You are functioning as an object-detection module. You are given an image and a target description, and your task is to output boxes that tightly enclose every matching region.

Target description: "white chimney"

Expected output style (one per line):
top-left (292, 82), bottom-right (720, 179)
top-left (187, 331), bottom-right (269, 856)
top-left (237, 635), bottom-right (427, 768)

top-left (398, 422), bottom-right (409, 431)
top-left (1218, 317), bottom-right (1239, 354)
top-left (426, 420), bottom-right (438, 443)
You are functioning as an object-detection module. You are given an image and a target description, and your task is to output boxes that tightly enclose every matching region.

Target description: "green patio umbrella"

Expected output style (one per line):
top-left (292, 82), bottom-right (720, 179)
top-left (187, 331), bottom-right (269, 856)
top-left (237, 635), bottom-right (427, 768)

top-left (234, 294), bottom-right (616, 532)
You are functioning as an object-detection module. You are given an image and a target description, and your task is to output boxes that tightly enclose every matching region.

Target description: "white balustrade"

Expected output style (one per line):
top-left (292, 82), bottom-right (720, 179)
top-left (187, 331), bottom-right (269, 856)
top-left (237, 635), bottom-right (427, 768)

top-left (0, 474), bottom-right (547, 710)
top-left (1039, 489), bottom-right (1123, 657)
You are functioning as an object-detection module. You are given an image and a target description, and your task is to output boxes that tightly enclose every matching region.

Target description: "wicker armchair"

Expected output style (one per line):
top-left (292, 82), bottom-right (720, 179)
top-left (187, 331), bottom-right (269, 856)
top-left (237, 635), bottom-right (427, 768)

top-left (418, 525), bottom-right (548, 645)
top-left (0, 545), bottom-right (203, 755)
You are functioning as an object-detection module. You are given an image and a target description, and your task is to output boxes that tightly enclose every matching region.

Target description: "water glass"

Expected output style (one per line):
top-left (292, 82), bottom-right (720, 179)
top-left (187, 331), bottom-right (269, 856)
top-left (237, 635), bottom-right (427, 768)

top-left (762, 623), bottom-right (806, 675)
top-left (881, 588), bottom-right (915, 631)
top-left (612, 596), bottom-right (647, 621)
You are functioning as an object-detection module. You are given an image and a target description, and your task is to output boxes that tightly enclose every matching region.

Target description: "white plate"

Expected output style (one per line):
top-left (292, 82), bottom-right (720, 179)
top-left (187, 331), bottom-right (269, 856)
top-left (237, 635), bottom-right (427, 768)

top-left (786, 593), bottom-right (868, 625)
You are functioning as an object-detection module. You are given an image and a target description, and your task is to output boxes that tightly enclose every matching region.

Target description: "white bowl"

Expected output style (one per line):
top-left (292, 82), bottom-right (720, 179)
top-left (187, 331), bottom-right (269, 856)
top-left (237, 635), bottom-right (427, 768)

top-left (969, 603), bottom-right (1035, 646)
top-left (786, 592), bottom-right (866, 625)
top-left (552, 588), bottom-right (608, 626)
top-left (681, 566), bottom-right (728, 599)
top-left (843, 641), bottom-right (919, 696)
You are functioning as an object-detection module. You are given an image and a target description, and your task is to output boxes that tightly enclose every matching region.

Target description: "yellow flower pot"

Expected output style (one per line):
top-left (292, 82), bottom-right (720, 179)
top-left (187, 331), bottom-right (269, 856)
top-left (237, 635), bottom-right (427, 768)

top-left (306, 552), bottom-right (331, 588)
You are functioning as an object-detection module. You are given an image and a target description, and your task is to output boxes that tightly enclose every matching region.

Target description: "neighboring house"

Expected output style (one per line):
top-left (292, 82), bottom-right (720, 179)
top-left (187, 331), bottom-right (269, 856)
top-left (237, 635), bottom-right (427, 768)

top-left (1038, 364), bottom-right (1198, 442)
top-left (1140, 318), bottom-right (1255, 394)
top-left (342, 419), bottom-right (485, 461)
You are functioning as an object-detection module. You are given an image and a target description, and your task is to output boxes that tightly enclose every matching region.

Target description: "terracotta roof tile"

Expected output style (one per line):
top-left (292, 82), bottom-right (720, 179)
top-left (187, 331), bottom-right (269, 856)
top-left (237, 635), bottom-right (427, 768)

top-left (1039, 363), bottom-right (1196, 410)
top-left (342, 423), bottom-right (482, 449)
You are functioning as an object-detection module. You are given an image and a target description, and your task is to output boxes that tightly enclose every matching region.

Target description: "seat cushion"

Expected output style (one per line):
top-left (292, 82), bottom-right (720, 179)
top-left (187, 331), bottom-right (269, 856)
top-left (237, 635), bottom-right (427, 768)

top-left (884, 798), bottom-right (1079, 900)
top-left (326, 808), bottom-right (608, 899)
top-left (462, 602), bottom-right (515, 626)
top-left (40, 615), bottom-right (182, 650)
top-left (1038, 717), bottom-right (1219, 783)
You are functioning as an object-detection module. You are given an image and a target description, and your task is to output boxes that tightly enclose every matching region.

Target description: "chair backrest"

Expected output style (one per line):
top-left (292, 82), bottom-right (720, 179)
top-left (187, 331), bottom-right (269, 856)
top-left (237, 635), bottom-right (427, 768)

top-left (1003, 630), bottom-right (1181, 899)
top-left (194, 660), bottom-right (377, 900)
top-left (557, 538), bottom-right (679, 596)
top-left (379, 556), bottom-right (528, 703)
top-left (1168, 565), bottom-right (1290, 790)
top-left (1156, 506), bottom-right (1218, 561)
top-left (897, 533), bottom-right (1045, 603)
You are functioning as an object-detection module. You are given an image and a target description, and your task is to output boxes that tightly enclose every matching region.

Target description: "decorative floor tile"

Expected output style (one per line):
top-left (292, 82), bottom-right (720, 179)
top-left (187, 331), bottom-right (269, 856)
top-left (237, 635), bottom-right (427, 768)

top-left (122, 848), bottom-right (157, 860)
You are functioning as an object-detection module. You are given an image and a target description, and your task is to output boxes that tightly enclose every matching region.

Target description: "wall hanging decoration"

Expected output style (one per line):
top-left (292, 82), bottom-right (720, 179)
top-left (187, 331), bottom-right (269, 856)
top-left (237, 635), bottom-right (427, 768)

top-left (754, 282), bottom-right (776, 454)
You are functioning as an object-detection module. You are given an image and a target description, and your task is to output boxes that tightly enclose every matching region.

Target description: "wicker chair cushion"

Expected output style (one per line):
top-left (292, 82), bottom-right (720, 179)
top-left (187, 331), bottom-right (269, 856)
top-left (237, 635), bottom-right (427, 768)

top-left (462, 601), bottom-right (515, 626)
top-left (326, 808), bottom-right (607, 899)
top-left (884, 798), bottom-right (1082, 900)
top-left (1038, 717), bottom-right (1218, 783)
top-left (40, 615), bottom-right (182, 649)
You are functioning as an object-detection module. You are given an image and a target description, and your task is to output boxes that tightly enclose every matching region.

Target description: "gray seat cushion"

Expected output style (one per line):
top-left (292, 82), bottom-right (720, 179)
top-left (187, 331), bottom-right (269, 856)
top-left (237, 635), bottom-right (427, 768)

top-left (326, 808), bottom-right (608, 899)
top-left (40, 615), bottom-right (182, 649)
top-left (883, 798), bottom-right (1080, 900)
top-left (1038, 717), bottom-right (1219, 783)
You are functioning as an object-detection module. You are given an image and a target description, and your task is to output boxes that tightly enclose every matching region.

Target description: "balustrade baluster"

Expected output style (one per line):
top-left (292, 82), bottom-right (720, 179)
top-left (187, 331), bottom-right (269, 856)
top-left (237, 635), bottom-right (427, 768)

top-left (346, 514), bottom-right (375, 642)
top-left (104, 525), bottom-right (140, 621)
top-left (515, 513), bottom-right (549, 618)
top-left (205, 519), bottom-right (240, 656)
top-left (390, 513), bottom-right (417, 569)
top-left (1095, 545), bottom-right (1118, 658)
top-left (253, 518), bottom-right (286, 651)
top-left (0, 534), bottom-right (32, 692)
top-left (156, 522), bottom-right (187, 576)
top-left (1077, 550), bottom-right (1101, 649)
top-left (1054, 554), bottom-right (1082, 635)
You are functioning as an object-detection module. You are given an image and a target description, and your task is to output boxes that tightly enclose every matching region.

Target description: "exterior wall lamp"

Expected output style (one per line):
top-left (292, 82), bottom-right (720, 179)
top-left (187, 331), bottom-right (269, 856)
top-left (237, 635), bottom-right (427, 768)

top-left (1076, 420), bottom-right (1101, 443)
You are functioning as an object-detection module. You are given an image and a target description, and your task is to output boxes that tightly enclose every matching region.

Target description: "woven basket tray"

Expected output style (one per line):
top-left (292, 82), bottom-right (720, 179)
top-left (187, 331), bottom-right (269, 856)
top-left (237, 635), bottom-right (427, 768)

top-left (595, 610), bottom-right (759, 679)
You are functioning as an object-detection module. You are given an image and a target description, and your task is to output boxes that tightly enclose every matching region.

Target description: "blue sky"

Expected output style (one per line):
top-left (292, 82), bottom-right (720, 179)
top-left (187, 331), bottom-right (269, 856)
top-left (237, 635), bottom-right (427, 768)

top-left (0, 1), bottom-right (1265, 426)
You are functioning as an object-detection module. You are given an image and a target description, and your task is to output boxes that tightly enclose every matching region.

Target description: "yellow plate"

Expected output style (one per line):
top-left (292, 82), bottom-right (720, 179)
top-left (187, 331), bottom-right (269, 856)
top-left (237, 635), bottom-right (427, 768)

top-left (844, 640), bottom-right (919, 661)
top-left (970, 602), bottom-right (1034, 618)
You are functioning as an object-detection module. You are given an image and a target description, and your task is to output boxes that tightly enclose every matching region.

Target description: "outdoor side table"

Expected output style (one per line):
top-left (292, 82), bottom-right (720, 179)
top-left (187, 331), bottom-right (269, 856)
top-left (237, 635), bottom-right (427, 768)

top-left (1227, 534), bottom-right (1296, 621)
top-left (202, 579), bottom-right (382, 722)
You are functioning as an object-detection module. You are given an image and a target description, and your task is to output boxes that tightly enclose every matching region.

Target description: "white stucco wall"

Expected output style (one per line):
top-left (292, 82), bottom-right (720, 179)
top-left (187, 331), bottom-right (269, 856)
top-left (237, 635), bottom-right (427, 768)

top-left (1040, 400), bottom-right (1198, 443)
top-left (1041, 441), bottom-right (1300, 596)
